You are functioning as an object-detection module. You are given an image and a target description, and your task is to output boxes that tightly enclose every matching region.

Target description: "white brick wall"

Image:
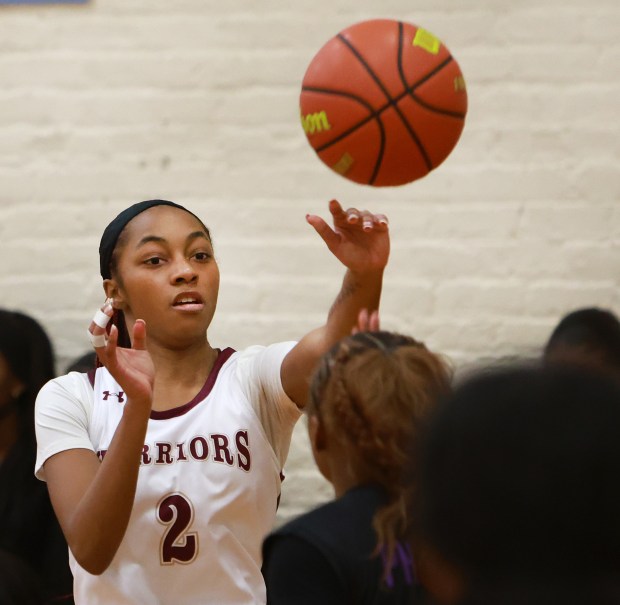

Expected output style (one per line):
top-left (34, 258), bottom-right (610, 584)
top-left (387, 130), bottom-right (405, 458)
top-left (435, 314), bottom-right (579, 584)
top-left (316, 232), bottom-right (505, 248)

top-left (0, 0), bottom-right (618, 522)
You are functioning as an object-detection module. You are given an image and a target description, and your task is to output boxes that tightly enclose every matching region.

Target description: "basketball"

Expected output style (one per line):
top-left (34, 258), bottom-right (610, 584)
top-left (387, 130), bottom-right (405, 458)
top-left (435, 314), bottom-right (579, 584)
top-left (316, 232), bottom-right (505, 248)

top-left (300, 19), bottom-right (468, 186)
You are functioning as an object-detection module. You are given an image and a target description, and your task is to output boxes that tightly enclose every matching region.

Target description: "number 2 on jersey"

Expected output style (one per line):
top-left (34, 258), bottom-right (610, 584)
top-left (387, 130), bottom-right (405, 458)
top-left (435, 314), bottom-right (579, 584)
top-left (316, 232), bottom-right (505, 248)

top-left (157, 493), bottom-right (198, 565)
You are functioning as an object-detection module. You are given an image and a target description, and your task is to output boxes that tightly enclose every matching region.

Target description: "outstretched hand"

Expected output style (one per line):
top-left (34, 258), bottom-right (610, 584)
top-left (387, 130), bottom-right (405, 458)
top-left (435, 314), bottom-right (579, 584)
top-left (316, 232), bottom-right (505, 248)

top-left (88, 301), bottom-right (155, 410)
top-left (306, 200), bottom-right (390, 274)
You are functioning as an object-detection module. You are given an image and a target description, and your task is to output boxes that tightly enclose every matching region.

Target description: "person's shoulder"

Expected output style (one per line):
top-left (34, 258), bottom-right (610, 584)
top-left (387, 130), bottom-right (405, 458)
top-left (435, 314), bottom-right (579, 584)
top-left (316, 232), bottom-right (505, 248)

top-left (231, 342), bottom-right (297, 384)
top-left (272, 486), bottom-right (385, 548)
top-left (36, 370), bottom-right (98, 417)
top-left (234, 342), bottom-right (297, 363)
top-left (39, 370), bottom-right (92, 396)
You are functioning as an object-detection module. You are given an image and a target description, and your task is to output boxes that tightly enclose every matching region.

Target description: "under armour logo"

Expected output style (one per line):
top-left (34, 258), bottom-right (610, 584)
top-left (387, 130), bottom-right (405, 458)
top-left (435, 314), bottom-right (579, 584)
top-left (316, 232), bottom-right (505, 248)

top-left (102, 390), bottom-right (125, 403)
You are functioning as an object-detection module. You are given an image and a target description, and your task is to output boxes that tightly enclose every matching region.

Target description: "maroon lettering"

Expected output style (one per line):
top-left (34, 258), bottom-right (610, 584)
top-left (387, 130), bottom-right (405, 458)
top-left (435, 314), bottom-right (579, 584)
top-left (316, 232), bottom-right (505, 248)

top-left (156, 442), bottom-right (173, 465)
top-left (211, 434), bottom-right (234, 466)
top-left (176, 441), bottom-right (188, 461)
top-left (96, 449), bottom-right (107, 462)
top-left (141, 444), bottom-right (152, 465)
top-left (189, 436), bottom-right (209, 461)
top-left (157, 493), bottom-right (197, 565)
top-left (137, 431), bottom-right (251, 469)
top-left (235, 430), bottom-right (251, 471)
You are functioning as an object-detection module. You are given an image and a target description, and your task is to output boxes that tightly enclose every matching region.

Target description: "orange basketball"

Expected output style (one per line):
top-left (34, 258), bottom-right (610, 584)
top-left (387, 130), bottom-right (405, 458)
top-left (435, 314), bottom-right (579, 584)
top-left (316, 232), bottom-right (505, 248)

top-left (300, 19), bottom-right (468, 186)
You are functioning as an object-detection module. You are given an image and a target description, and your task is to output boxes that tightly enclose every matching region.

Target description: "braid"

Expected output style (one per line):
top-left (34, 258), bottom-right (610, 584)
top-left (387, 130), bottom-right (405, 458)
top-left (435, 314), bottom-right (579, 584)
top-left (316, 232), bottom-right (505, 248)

top-left (309, 331), bottom-right (452, 577)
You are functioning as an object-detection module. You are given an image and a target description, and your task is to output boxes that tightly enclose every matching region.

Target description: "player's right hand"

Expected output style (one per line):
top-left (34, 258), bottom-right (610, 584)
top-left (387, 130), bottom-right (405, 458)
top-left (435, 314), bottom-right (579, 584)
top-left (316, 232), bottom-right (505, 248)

top-left (88, 300), bottom-right (155, 412)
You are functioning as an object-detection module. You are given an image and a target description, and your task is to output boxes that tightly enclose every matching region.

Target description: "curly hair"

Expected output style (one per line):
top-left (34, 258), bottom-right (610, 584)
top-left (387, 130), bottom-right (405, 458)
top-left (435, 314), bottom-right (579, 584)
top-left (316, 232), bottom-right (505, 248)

top-left (308, 330), bottom-right (451, 574)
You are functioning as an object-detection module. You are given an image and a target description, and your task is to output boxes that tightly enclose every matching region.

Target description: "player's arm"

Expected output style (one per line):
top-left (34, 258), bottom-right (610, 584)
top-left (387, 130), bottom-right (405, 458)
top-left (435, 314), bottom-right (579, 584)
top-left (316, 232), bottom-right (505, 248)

top-left (43, 312), bottom-right (155, 575)
top-left (281, 200), bottom-right (389, 407)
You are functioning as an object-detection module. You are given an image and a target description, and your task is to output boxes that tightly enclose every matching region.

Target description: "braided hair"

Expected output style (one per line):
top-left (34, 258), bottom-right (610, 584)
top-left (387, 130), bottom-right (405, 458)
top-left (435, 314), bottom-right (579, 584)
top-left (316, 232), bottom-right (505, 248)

top-left (308, 330), bottom-right (451, 573)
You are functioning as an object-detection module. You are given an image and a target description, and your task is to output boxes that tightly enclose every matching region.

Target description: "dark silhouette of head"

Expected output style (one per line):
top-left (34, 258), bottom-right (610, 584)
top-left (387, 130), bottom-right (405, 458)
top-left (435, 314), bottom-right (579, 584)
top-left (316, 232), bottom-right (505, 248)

top-left (413, 365), bottom-right (620, 604)
top-left (0, 310), bottom-right (55, 439)
top-left (544, 307), bottom-right (620, 379)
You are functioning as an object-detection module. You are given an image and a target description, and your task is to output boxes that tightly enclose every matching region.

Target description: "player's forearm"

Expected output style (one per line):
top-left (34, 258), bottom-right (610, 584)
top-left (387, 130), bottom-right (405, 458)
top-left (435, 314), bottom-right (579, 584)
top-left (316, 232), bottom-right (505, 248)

top-left (66, 400), bottom-right (150, 575)
top-left (281, 268), bottom-right (383, 406)
top-left (324, 267), bottom-right (384, 342)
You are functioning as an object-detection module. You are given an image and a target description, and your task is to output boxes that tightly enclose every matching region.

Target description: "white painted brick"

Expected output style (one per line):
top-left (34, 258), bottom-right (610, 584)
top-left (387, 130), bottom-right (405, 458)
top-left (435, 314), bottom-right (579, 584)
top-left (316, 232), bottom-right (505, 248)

top-left (523, 282), bottom-right (617, 317)
top-left (435, 280), bottom-right (525, 317)
top-left (520, 204), bottom-right (616, 242)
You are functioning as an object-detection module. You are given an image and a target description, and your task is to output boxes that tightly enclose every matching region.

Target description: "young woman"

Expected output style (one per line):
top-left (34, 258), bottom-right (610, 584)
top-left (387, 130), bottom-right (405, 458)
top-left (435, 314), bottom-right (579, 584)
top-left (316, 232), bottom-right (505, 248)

top-left (34, 198), bottom-right (389, 605)
top-left (262, 310), bottom-right (451, 604)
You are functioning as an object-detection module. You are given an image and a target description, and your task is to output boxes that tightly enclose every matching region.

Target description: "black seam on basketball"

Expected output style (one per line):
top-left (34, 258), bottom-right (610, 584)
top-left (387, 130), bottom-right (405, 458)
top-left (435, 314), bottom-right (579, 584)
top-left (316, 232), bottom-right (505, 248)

top-left (406, 55), bottom-right (465, 118)
top-left (302, 86), bottom-right (378, 153)
top-left (411, 56), bottom-right (453, 91)
top-left (397, 22), bottom-right (409, 92)
top-left (337, 33), bottom-right (395, 104)
top-left (303, 86), bottom-right (376, 115)
top-left (408, 93), bottom-right (466, 119)
top-left (369, 113), bottom-right (386, 185)
top-left (337, 32), bottom-right (432, 171)
top-left (304, 85), bottom-right (386, 184)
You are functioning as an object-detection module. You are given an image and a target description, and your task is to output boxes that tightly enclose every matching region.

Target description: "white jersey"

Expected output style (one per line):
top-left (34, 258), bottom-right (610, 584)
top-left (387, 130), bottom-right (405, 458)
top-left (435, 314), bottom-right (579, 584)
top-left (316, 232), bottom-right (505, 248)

top-left (35, 343), bottom-right (301, 605)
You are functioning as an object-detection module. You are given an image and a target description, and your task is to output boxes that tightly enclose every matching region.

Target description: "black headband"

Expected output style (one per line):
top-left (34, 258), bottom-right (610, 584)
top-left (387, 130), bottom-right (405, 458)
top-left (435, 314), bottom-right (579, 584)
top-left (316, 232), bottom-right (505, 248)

top-left (99, 199), bottom-right (201, 279)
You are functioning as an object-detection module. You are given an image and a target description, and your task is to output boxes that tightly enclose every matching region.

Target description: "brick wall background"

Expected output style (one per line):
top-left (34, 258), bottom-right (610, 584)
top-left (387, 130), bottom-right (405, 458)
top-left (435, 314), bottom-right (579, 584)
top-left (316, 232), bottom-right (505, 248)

top-left (0, 0), bottom-right (618, 521)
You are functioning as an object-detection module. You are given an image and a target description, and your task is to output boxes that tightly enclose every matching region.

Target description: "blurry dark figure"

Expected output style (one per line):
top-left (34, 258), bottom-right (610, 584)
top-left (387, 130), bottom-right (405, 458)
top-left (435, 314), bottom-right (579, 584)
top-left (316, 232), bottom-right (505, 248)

top-left (64, 351), bottom-right (96, 375)
top-left (0, 549), bottom-right (45, 605)
top-left (0, 310), bottom-right (73, 604)
top-left (544, 307), bottom-right (620, 378)
top-left (412, 365), bottom-right (620, 605)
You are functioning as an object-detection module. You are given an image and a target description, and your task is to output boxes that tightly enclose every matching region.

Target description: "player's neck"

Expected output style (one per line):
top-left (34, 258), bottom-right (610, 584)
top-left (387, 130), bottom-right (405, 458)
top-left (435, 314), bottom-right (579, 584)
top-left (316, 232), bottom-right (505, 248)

top-left (327, 445), bottom-right (363, 499)
top-left (148, 340), bottom-right (218, 411)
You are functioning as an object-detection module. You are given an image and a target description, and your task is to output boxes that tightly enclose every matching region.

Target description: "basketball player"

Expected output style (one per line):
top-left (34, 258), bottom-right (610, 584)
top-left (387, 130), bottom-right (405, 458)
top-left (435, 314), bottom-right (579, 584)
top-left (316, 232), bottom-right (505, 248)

top-left (34, 199), bottom-right (389, 605)
top-left (262, 310), bottom-right (451, 604)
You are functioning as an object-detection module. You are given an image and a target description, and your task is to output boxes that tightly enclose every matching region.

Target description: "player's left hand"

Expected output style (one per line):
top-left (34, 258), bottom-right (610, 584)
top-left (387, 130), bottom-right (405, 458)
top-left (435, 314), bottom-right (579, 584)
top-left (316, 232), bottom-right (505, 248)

top-left (306, 199), bottom-right (390, 275)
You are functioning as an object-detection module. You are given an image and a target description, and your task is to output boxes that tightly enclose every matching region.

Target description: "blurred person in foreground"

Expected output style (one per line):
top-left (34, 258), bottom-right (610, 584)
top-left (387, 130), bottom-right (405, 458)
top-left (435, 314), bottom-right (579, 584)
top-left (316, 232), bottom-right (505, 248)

top-left (412, 365), bottom-right (620, 605)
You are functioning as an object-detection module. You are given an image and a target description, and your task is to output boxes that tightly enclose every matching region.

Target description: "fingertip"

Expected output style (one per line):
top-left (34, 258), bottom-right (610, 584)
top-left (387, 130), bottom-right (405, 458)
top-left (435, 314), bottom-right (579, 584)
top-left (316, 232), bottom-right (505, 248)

top-left (306, 215), bottom-right (318, 229)
top-left (329, 199), bottom-right (342, 213)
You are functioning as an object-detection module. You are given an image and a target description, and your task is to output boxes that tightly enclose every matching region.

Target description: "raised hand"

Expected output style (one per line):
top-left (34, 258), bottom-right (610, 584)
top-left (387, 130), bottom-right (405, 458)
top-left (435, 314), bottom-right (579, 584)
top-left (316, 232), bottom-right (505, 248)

top-left (88, 300), bottom-right (155, 409)
top-left (306, 199), bottom-right (390, 275)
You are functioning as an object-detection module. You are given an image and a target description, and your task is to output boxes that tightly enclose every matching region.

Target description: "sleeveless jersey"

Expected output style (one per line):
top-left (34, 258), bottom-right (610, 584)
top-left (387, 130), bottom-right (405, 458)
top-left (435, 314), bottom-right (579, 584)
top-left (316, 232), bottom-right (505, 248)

top-left (35, 344), bottom-right (301, 605)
